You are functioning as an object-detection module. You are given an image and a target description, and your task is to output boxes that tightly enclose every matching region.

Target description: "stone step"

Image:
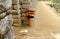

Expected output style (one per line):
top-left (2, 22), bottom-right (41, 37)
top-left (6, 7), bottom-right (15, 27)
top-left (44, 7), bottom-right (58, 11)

top-left (21, 4), bottom-right (30, 9)
top-left (13, 19), bottom-right (19, 23)
top-left (13, 22), bottom-right (19, 24)
top-left (19, 0), bottom-right (31, 4)
top-left (12, 15), bottom-right (18, 19)
top-left (12, 0), bottom-right (19, 5)
top-left (13, 23), bottom-right (19, 26)
top-left (12, 10), bottom-right (18, 15)
top-left (12, 5), bottom-right (21, 10)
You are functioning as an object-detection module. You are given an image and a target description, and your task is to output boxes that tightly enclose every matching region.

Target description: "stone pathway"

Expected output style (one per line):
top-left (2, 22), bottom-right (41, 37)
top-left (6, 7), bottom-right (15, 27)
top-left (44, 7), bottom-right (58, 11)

top-left (14, 1), bottom-right (60, 39)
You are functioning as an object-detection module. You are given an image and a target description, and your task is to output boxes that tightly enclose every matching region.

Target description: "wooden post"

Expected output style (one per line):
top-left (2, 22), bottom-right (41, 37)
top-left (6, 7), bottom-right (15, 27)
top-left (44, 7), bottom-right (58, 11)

top-left (26, 10), bottom-right (35, 27)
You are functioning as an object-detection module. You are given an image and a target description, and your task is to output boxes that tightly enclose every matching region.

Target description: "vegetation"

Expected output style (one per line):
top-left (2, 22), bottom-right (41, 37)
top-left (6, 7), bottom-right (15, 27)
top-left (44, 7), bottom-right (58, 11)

top-left (38, 0), bottom-right (60, 13)
top-left (52, 0), bottom-right (60, 13)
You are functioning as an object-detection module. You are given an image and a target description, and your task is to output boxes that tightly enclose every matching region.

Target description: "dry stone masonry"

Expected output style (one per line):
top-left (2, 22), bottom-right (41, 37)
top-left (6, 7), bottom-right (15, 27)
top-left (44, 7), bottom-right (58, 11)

top-left (12, 0), bottom-right (37, 26)
top-left (12, 0), bottom-right (21, 26)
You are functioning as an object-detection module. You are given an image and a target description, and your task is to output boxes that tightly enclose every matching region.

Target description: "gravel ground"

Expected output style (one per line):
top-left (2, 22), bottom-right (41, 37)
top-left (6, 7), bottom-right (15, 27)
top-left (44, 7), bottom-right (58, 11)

top-left (14, 1), bottom-right (60, 39)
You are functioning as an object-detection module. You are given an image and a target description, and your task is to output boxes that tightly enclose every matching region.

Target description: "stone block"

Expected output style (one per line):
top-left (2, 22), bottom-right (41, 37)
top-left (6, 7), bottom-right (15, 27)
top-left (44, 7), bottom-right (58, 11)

top-left (21, 4), bottom-right (30, 9)
top-left (19, 0), bottom-right (31, 4)
top-left (20, 8), bottom-right (26, 13)
top-left (13, 5), bottom-right (20, 10)
top-left (12, 0), bottom-right (19, 4)
top-left (12, 10), bottom-right (18, 15)
top-left (12, 15), bottom-right (18, 19)
top-left (13, 19), bottom-right (19, 23)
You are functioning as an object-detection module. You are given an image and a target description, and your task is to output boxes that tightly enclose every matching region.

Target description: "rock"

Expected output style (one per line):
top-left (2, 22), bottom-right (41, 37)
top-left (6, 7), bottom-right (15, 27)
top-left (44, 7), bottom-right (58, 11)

top-left (0, 0), bottom-right (13, 39)
top-left (20, 29), bottom-right (28, 35)
top-left (2, 0), bottom-right (12, 9)
top-left (21, 4), bottom-right (30, 9)
top-left (0, 12), bottom-right (6, 19)
top-left (0, 15), bottom-right (13, 35)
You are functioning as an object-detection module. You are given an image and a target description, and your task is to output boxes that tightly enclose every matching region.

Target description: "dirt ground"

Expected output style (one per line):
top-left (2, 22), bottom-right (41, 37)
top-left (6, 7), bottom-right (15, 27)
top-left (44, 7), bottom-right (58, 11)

top-left (14, 1), bottom-right (60, 39)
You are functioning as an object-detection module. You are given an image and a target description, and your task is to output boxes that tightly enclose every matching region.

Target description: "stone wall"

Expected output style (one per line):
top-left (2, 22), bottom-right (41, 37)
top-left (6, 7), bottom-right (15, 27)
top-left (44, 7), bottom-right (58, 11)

top-left (12, 0), bottom-right (21, 26)
top-left (12, 0), bottom-right (37, 26)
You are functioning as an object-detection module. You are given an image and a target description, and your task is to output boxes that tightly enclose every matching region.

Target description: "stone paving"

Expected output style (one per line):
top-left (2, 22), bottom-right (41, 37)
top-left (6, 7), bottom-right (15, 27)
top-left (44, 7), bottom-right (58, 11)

top-left (14, 1), bottom-right (60, 39)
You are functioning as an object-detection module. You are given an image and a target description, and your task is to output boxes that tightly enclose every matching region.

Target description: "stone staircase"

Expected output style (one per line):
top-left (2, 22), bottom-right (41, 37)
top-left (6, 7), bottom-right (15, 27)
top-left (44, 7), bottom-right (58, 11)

top-left (12, 11), bottom-right (19, 26)
top-left (12, 0), bottom-right (31, 27)
top-left (12, 0), bottom-right (21, 26)
top-left (12, 0), bottom-right (35, 27)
